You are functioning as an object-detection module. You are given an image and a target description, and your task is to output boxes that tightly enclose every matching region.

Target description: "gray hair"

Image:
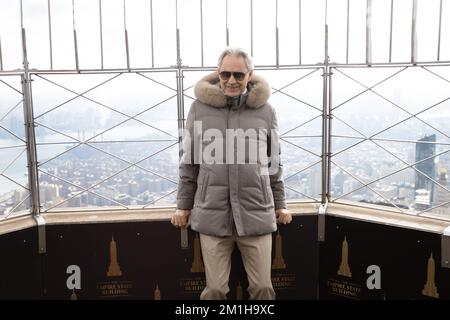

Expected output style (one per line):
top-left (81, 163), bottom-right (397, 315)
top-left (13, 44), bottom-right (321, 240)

top-left (217, 47), bottom-right (253, 71)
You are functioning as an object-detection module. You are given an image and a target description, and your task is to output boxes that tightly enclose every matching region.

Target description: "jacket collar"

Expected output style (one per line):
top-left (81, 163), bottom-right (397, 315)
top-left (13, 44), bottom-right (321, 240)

top-left (194, 72), bottom-right (271, 109)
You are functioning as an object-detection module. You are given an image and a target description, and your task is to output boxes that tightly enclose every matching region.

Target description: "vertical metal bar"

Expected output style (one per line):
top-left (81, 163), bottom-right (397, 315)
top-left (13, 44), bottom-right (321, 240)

top-left (177, 69), bottom-right (188, 249)
top-left (275, 0), bottom-right (279, 67)
top-left (150, 0), bottom-right (154, 68)
top-left (21, 31), bottom-right (41, 217)
top-left (327, 67), bottom-right (333, 204)
top-left (20, 0), bottom-right (39, 214)
top-left (366, 0), bottom-right (372, 65)
top-left (437, 0), bottom-right (443, 61)
top-left (319, 24), bottom-right (330, 242)
top-left (73, 32), bottom-right (79, 71)
top-left (317, 202), bottom-right (327, 242)
top-left (299, 0), bottom-right (302, 64)
top-left (250, 0), bottom-right (253, 57)
top-left (22, 31), bottom-right (45, 252)
top-left (72, 0), bottom-right (79, 71)
top-left (174, 0), bottom-right (187, 248)
top-left (47, 0), bottom-right (53, 70)
top-left (175, 0), bottom-right (187, 245)
top-left (346, 0), bottom-right (350, 64)
top-left (176, 69), bottom-right (185, 178)
top-left (176, 29), bottom-right (182, 67)
top-left (20, 0), bottom-right (24, 30)
top-left (176, 70), bottom-right (184, 157)
top-left (389, 0), bottom-right (393, 63)
top-left (442, 228), bottom-right (450, 268)
top-left (226, 0), bottom-right (229, 46)
top-left (35, 215), bottom-right (46, 254)
top-left (20, 0), bottom-right (25, 64)
top-left (99, 0), bottom-right (104, 69)
top-left (0, 37), bottom-right (3, 71)
top-left (322, 25), bottom-right (329, 205)
top-left (200, 0), bottom-right (204, 67)
top-left (411, 0), bottom-right (417, 64)
top-left (176, 0), bottom-right (178, 30)
top-left (175, 0), bottom-right (182, 67)
top-left (123, 0), bottom-right (130, 70)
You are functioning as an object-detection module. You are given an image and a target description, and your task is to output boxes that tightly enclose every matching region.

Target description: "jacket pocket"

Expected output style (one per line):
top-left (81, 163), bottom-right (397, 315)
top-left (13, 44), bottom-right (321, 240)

top-left (201, 173), bottom-right (209, 203)
top-left (260, 175), bottom-right (269, 204)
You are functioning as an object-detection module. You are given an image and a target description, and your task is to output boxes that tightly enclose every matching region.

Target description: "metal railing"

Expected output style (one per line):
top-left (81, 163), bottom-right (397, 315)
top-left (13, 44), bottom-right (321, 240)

top-left (0, 0), bottom-right (450, 220)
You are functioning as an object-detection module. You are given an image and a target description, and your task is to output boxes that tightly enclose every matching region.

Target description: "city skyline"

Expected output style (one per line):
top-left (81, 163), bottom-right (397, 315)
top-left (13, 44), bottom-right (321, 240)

top-left (2, 110), bottom-right (450, 217)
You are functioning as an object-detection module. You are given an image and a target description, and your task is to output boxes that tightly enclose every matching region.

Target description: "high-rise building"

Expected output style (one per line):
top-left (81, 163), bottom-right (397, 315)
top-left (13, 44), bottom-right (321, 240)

top-left (415, 134), bottom-right (436, 205)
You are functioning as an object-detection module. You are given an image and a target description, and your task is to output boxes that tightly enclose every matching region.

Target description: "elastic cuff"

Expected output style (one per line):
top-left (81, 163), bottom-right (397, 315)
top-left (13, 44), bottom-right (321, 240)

top-left (177, 198), bottom-right (194, 210)
top-left (274, 200), bottom-right (287, 210)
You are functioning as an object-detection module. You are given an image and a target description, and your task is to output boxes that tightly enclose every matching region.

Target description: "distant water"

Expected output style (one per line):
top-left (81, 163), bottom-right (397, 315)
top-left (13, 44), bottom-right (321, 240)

top-left (0, 173), bottom-right (28, 195)
top-left (0, 137), bottom-right (65, 196)
top-left (0, 127), bottom-right (178, 195)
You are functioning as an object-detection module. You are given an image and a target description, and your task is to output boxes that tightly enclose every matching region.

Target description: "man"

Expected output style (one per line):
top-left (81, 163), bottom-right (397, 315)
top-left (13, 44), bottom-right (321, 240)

top-left (171, 47), bottom-right (292, 300)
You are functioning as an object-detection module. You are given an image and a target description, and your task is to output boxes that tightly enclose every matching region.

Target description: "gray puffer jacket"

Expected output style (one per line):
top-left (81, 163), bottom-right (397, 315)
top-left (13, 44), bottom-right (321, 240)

top-left (176, 72), bottom-right (286, 237)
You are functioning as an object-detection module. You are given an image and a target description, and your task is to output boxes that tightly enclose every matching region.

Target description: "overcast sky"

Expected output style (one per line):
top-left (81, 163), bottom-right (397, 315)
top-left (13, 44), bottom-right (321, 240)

top-left (0, 0), bottom-right (449, 71)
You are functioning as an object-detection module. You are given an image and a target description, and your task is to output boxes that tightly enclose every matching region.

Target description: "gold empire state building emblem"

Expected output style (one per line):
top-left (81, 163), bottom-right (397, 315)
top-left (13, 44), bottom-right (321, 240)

top-left (154, 283), bottom-right (161, 300)
top-left (70, 289), bottom-right (78, 300)
top-left (422, 253), bottom-right (439, 298)
top-left (191, 233), bottom-right (205, 273)
top-left (236, 281), bottom-right (243, 300)
top-left (337, 236), bottom-right (352, 277)
top-left (272, 231), bottom-right (286, 269)
top-left (107, 235), bottom-right (122, 277)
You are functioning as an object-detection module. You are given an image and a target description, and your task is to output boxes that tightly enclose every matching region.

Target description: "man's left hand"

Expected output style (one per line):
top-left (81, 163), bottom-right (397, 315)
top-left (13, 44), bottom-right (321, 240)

top-left (276, 208), bottom-right (292, 224)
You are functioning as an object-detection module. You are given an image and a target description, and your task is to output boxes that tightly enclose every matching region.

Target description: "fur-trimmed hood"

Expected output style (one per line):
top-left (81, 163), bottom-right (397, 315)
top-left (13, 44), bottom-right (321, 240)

top-left (194, 72), bottom-right (271, 109)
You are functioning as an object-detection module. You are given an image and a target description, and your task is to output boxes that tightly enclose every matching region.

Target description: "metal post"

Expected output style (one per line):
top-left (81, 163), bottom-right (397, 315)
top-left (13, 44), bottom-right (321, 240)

top-left (21, 31), bottom-right (40, 216)
top-left (411, 0), bottom-right (417, 64)
top-left (0, 36), bottom-right (3, 71)
top-left (150, 0), bottom-right (154, 68)
top-left (174, 0), bottom-right (188, 249)
top-left (99, 0), bottom-right (104, 69)
top-left (124, 0), bottom-right (130, 70)
top-left (327, 66), bottom-right (333, 204)
top-left (389, 0), bottom-right (394, 63)
top-left (346, 0), bottom-right (350, 64)
top-left (275, 0), bottom-right (279, 67)
top-left (442, 225), bottom-right (450, 268)
top-left (437, 0), bottom-right (443, 61)
top-left (322, 26), bottom-right (330, 205)
top-left (250, 0), bottom-right (253, 57)
top-left (47, 0), bottom-right (53, 70)
top-left (299, 0), bottom-right (302, 65)
top-left (21, 27), bottom-right (45, 253)
top-left (176, 68), bottom-right (188, 249)
top-left (226, 0), bottom-right (229, 46)
top-left (319, 24), bottom-right (330, 242)
top-left (175, 34), bottom-right (184, 165)
top-left (200, 0), bottom-right (204, 67)
top-left (366, 0), bottom-right (372, 65)
top-left (72, 0), bottom-right (79, 71)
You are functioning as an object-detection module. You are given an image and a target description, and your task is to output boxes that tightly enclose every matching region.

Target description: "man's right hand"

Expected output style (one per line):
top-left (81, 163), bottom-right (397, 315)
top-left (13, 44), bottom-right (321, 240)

top-left (171, 209), bottom-right (191, 228)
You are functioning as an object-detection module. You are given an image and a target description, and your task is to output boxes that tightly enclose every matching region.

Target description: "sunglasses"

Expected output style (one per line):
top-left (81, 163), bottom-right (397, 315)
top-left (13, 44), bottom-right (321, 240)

top-left (219, 71), bottom-right (247, 81)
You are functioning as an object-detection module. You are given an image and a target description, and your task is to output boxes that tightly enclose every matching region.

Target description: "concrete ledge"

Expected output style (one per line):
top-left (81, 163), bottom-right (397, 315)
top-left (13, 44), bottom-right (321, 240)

top-left (42, 201), bottom-right (318, 225)
top-left (328, 201), bottom-right (450, 234)
top-left (2, 201), bottom-right (449, 235)
top-left (0, 215), bottom-right (37, 235)
top-left (0, 202), bottom-right (318, 234)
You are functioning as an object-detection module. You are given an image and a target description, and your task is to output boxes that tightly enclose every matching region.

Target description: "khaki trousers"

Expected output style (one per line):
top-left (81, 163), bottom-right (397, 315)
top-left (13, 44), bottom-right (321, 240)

top-left (199, 228), bottom-right (275, 300)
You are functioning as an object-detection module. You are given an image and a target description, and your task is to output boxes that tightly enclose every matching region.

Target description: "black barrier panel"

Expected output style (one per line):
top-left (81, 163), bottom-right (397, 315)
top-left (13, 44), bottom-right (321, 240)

top-left (0, 227), bottom-right (42, 299)
top-left (39, 214), bottom-right (317, 300)
top-left (320, 216), bottom-right (448, 300)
